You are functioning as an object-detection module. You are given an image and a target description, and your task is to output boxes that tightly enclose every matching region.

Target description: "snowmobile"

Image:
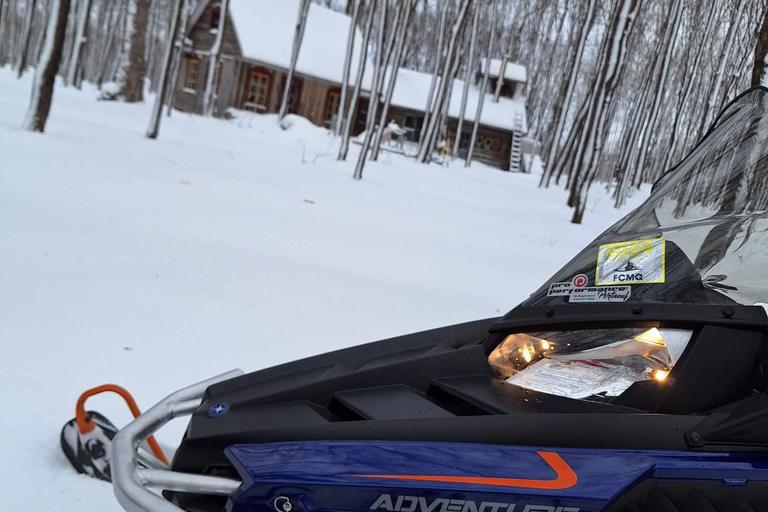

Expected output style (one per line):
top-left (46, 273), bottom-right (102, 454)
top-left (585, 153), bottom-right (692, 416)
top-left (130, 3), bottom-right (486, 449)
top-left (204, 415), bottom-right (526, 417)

top-left (63, 86), bottom-right (768, 512)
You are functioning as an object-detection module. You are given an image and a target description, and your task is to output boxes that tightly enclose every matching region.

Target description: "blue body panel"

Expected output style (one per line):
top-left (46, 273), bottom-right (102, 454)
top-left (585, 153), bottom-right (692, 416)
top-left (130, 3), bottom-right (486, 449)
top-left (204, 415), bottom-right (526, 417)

top-left (225, 441), bottom-right (768, 512)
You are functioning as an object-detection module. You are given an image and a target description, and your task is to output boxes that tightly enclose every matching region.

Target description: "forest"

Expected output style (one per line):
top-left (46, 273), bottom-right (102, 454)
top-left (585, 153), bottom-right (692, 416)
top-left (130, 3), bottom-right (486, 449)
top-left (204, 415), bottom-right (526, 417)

top-left (1, 0), bottom-right (768, 223)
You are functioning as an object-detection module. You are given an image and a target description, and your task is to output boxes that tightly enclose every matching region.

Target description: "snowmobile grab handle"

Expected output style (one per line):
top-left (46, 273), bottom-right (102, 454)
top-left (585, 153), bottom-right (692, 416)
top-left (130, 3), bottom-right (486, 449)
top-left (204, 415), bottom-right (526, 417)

top-left (111, 369), bottom-right (245, 512)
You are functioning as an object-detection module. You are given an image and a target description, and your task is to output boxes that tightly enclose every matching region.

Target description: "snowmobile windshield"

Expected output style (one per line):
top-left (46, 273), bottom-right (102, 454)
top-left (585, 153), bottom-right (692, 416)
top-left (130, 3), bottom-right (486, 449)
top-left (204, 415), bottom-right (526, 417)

top-left (524, 88), bottom-right (768, 307)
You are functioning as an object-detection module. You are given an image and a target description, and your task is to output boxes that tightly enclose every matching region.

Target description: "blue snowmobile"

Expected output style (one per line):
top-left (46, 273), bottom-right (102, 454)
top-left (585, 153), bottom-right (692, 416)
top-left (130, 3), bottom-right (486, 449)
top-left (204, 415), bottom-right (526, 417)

top-left (63, 87), bottom-right (768, 512)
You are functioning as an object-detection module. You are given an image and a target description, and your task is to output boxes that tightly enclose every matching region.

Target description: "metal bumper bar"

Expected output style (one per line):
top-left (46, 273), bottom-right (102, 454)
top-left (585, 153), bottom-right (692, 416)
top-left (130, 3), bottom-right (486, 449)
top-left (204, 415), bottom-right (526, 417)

top-left (111, 369), bottom-right (245, 512)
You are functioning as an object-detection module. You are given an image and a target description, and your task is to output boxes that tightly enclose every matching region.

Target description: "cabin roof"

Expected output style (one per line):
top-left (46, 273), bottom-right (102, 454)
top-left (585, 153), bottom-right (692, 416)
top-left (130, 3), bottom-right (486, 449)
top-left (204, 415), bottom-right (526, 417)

top-left (384, 68), bottom-right (527, 133)
top-left (226, 0), bottom-right (364, 84)
top-left (480, 58), bottom-right (527, 83)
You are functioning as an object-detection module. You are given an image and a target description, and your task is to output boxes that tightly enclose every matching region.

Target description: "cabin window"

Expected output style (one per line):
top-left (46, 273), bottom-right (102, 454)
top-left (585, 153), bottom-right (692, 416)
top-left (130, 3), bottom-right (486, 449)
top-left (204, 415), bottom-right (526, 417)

top-left (210, 4), bottom-right (221, 29)
top-left (280, 77), bottom-right (301, 112)
top-left (247, 71), bottom-right (270, 107)
top-left (404, 114), bottom-right (423, 142)
top-left (184, 57), bottom-right (201, 91)
top-left (325, 91), bottom-right (341, 126)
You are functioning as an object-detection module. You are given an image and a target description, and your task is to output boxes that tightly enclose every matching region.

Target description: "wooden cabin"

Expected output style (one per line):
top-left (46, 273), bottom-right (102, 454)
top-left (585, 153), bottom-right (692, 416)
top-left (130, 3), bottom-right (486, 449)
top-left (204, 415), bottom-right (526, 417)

top-left (172, 0), bottom-right (528, 172)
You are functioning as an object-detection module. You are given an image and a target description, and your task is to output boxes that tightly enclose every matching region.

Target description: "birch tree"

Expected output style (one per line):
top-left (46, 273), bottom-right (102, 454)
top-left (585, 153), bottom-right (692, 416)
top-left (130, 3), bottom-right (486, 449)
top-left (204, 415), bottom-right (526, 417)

top-left (417, 0), bottom-right (471, 163)
top-left (466, 0), bottom-right (497, 168)
top-left (166, 0), bottom-right (191, 116)
top-left (418, 2), bottom-right (447, 149)
top-left (370, 0), bottom-right (415, 161)
top-left (701, 0), bottom-right (747, 132)
top-left (146, 0), bottom-right (182, 138)
top-left (16, 0), bottom-right (37, 77)
top-left (452, 0), bottom-right (478, 159)
top-left (66, 0), bottom-right (92, 87)
top-left (539, 0), bottom-right (597, 187)
top-left (335, 0), bottom-right (360, 135)
top-left (202, 0), bottom-right (230, 116)
top-left (278, 0), bottom-right (311, 123)
top-left (338, 0), bottom-right (376, 161)
top-left (569, 0), bottom-right (642, 223)
top-left (116, 0), bottom-right (151, 101)
top-left (753, 1), bottom-right (768, 87)
top-left (23, 0), bottom-right (72, 132)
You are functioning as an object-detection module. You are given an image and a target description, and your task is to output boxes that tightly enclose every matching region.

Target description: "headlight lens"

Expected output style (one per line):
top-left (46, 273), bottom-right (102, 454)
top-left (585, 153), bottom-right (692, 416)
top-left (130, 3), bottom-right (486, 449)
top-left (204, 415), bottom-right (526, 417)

top-left (488, 327), bottom-right (693, 399)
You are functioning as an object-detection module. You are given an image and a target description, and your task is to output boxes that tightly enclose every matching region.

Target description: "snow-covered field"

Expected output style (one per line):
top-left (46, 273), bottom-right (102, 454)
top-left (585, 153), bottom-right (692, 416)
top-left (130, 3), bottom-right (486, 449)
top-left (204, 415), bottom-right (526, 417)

top-left (0, 69), bottom-right (648, 512)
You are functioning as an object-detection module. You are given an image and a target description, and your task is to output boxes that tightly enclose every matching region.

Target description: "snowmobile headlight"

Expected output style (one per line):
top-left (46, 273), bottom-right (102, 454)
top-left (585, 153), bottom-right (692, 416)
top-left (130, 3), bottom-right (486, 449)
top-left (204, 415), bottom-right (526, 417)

top-left (488, 327), bottom-right (693, 400)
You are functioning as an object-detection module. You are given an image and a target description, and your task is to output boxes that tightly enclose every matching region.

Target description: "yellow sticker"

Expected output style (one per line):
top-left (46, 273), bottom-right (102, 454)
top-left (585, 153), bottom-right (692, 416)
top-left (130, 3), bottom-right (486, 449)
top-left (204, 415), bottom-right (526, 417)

top-left (595, 238), bottom-right (666, 285)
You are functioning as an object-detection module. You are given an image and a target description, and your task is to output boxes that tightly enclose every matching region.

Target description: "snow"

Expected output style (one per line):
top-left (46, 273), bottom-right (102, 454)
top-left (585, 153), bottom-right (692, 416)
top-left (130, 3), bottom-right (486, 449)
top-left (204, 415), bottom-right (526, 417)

top-left (0, 68), bottom-right (647, 512)
top-left (385, 68), bottom-right (528, 133)
top-left (227, 0), bottom-right (364, 85)
top-left (480, 58), bottom-right (527, 84)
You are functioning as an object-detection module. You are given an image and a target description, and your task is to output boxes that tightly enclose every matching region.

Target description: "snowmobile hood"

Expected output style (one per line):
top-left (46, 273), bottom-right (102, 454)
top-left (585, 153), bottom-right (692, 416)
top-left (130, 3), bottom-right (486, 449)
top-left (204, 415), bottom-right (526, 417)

top-left (524, 87), bottom-right (768, 308)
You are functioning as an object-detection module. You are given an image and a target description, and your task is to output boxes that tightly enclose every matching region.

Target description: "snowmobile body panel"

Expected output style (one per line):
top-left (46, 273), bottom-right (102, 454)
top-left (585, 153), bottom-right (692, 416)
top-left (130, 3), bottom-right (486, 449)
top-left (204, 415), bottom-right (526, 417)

top-left (224, 441), bottom-right (768, 512)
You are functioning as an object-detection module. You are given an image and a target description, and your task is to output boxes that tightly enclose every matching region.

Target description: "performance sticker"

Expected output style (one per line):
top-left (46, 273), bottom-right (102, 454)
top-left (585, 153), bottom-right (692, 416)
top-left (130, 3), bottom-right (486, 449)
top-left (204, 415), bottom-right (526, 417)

top-left (596, 238), bottom-right (665, 285)
top-left (547, 274), bottom-right (589, 297)
top-left (569, 286), bottom-right (631, 303)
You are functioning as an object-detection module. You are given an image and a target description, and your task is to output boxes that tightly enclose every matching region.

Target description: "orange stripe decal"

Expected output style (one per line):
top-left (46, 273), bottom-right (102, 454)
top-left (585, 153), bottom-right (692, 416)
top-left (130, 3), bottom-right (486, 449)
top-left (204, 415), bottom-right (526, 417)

top-left (352, 451), bottom-right (577, 490)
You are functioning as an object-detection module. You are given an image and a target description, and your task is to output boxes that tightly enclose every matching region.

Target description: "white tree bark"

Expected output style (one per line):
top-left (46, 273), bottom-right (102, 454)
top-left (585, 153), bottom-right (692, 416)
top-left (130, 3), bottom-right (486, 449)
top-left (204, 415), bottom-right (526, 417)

top-left (16, 0), bottom-right (38, 77)
top-left (570, 0), bottom-right (641, 223)
top-left (452, 0), bottom-right (478, 159)
top-left (466, 0), bottom-right (498, 168)
top-left (702, 0), bottom-right (747, 133)
top-left (335, 0), bottom-right (360, 136)
top-left (146, 0), bottom-right (182, 138)
top-left (23, 0), bottom-right (71, 132)
top-left (660, 0), bottom-right (716, 176)
top-left (353, 0), bottom-right (390, 180)
top-left (634, 0), bottom-right (684, 184)
top-left (202, 0), bottom-right (230, 116)
top-left (371, 0), bottom-right (414, 161)
top-left (418, 2), bottom-right (447, 149)
top-left (278, 0), bottom-right (311, 123)
top-left (539, 0), bottom-right (597, 186)
top-left (66, 0), bottom-right (91, 87)
top-left (166, 0), bottom-right (191, 116)
top-left (417, 0), bottom-right (471, 163)
top-left (338, 0), bottom-right (376, 161)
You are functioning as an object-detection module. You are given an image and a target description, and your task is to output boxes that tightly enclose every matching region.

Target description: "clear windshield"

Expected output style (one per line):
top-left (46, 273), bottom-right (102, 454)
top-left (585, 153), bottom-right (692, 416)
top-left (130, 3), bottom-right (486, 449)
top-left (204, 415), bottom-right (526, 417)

top-left (524, 89), bottom-right (768, 307)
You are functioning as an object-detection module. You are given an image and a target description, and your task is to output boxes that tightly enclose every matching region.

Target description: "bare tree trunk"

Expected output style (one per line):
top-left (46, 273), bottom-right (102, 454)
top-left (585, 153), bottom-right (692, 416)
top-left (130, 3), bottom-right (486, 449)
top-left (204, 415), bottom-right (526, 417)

top-left (539, 0), bottom-right (597, 187)
top-left (417, 0), bottom-right (471, 164)
top-left (701, 0), bottom-right (747, 132)
top-left (338, 0), bottom-right (376, 161)
top-left (66, 0), bottom-right (91, 87)
top-left (16, 0), bottom-right (38, 77)
top-left (202, 0), bottom-right (229, 116)
top-left (571, 0), bottom-right (641, 224)
top-left (634, 0), bottom-right (684, 184)
top-left (371, 0), bottom-right (413, 161)
top-left (166, 0), bottom-right (190, 116)
top-left (278, 0), bottom-right (310, 123)
top-left (353, 0), bottom-right (389, 180)
top-left (146, 0), bottom-right (182, 138)
top-left (466, 0), bottom-right (498, 168)
top-left (452, 0), bottom-right (478, 159)
top-left (753, 1), bottom-right (768, 87)
top-left (418, 1), bottom-right (447, 149)
top-left (117, 0), bottom-right (151, 101)
top-left (23, 0), bottom-right (72, 132)
top-left (335, 0), bottom-right (360, 135)
top-left (661, 0), bottom-right (716, 175)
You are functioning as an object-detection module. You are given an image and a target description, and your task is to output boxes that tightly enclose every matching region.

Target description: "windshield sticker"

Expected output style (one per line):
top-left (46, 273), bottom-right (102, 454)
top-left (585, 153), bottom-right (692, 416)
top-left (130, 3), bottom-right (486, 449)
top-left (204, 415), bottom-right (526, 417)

top-left (547, 274), bottom-right (589, 297)
top-left (596, 238), bottom-right (665, 285)
top-left (569, 286), bottom-right (631, 303)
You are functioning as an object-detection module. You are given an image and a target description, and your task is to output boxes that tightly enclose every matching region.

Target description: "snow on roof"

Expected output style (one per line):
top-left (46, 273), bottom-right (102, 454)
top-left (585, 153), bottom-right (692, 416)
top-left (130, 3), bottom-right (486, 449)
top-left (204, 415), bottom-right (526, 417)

top-left (227, 0), bottom-right (363, 84)
top-left (385, 68), bottom-right (527, 133)
top-left (480, 58), bottom-right (527, 83)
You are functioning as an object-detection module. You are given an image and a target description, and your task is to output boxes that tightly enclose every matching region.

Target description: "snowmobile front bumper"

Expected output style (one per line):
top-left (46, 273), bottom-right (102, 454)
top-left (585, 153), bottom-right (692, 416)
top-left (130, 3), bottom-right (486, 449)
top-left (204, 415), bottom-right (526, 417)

top-left (111, 369), bottom-right (244, 512)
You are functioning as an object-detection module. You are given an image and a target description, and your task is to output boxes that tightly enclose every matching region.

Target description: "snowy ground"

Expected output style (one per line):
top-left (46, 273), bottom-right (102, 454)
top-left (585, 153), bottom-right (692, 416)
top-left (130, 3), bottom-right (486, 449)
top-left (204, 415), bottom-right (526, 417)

top-left (0, 69), bottom-right (648, 512)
